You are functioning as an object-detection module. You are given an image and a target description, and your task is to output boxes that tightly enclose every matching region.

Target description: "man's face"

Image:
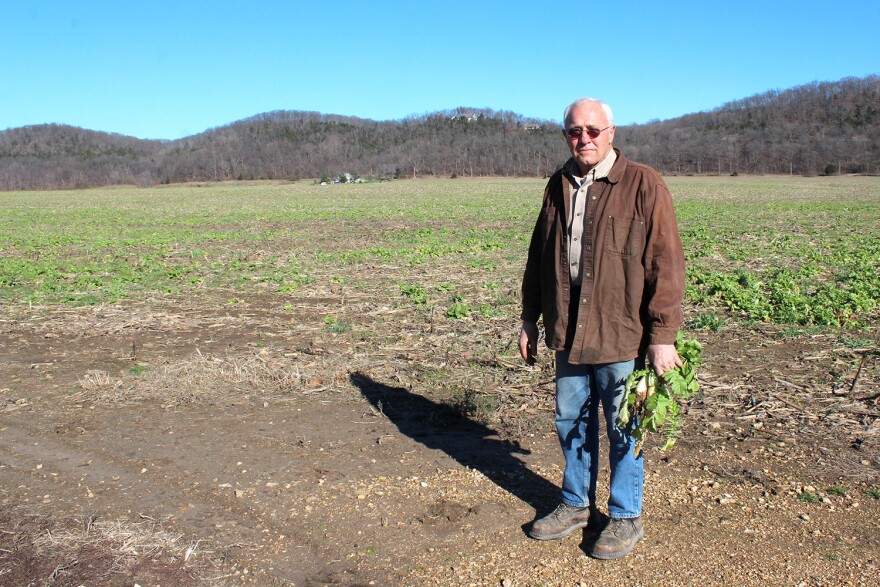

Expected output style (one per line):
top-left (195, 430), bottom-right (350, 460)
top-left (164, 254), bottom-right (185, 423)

top-left (563, 102), bottom-right (616, 174)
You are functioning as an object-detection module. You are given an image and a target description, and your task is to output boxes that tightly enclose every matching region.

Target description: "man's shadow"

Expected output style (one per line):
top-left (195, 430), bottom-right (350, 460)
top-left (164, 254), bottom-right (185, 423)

top-left (350, 371), bottom-right (559, 515)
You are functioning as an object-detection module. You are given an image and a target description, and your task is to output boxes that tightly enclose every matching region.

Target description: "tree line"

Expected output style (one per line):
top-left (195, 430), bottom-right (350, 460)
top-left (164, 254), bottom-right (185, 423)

top-left (1, 76), bottom-right (877, 191)
top-left (617, 76), bottom-right (879, 176)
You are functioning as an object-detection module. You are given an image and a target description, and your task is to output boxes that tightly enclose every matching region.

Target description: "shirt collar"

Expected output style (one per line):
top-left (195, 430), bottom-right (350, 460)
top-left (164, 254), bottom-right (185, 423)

top-left (592, 149), bottom-right (617, 180)
top-left (564, 149), bottom-right (618, 184)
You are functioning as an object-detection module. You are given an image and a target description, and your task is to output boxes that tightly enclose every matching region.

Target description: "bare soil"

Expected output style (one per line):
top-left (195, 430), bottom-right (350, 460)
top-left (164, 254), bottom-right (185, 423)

top-left (1, 292), bottom-right (878, 586)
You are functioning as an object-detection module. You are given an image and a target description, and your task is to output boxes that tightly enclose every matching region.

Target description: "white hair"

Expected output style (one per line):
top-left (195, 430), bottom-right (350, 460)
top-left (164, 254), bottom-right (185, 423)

top-left (563, 98), bottom-right (614, 127)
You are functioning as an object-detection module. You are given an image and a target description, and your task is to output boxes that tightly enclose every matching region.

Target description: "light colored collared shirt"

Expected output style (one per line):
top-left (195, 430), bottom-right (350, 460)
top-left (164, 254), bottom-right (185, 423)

top-left (566, 149), bottom-right (617, 286)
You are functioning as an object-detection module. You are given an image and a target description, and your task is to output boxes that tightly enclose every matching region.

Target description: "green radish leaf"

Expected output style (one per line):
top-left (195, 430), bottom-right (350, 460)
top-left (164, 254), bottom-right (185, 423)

top-left (616, 332), bottom-right (703, 453)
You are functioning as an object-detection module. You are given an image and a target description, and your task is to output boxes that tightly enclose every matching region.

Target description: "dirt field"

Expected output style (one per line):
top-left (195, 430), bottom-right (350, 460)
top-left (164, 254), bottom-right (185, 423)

top-left (1, 291), bottom-right (877, 587)
top-left (1, 178), bottom-right (878, 586)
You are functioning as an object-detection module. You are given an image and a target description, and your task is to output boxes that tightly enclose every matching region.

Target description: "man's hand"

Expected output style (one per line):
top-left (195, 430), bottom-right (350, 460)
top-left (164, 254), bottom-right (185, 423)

top-left (519, 321), bottom-right (539, 365)
top-left (646, 343), bottom-right (682, 376)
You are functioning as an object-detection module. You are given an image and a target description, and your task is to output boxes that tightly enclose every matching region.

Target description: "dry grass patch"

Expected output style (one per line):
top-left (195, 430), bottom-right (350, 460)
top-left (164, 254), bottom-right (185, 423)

top-left (71, 346), bottom-right (358, 406)
top-left (0, 506), bottom-right (225, 586)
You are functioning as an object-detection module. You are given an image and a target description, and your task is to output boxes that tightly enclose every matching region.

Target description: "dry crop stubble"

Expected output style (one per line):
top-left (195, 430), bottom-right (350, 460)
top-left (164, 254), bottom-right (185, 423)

top-left (0, 176), bottom-right (878, 585)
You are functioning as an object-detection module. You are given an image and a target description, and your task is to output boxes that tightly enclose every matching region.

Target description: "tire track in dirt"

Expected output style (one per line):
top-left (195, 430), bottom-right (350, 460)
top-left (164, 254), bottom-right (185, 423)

top-left (0, 405), bottom-right (379, 585)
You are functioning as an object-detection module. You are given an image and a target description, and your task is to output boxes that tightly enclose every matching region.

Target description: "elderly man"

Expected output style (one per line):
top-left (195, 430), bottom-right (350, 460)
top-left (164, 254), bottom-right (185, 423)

top-left (519, 98), bottom-right (685, 559)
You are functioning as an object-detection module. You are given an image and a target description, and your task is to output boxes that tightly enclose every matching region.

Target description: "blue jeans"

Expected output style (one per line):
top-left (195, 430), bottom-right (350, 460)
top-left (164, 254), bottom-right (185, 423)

top-left (554, 350), bottom-right (643, 519)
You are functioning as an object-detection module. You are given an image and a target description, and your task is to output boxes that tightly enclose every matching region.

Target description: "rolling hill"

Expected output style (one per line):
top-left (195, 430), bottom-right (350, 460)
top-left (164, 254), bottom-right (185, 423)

top-left (1, 75), bottom-right (877, 190)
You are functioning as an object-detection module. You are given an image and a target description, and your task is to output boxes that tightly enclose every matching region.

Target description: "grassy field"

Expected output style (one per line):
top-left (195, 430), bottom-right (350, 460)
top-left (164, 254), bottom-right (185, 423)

top-left (2, 175), bottom-right (878, 329)
top-left (2, 176), bottom-right (879, 586)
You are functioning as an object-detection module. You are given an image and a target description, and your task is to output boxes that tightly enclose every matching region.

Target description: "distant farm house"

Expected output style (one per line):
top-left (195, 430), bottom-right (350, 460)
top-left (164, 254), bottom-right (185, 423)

top-left (450, 113), bottom-right (479, 123)
top-left (522, 123), bottom-right (541, 131)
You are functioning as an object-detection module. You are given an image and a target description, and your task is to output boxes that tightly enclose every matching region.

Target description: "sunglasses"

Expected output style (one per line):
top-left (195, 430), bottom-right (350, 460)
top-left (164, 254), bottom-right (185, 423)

top-left (564, 125), bottom-right (612, 140)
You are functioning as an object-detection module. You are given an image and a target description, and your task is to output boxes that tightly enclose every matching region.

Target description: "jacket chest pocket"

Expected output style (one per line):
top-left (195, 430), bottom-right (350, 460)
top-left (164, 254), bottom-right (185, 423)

top-left (604, 217), bottom-right (644, 257)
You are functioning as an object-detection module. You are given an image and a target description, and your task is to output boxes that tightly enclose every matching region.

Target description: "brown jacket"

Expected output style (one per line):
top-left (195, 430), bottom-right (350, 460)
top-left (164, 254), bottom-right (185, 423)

top-left (521, 149), bottom-right (685, 364)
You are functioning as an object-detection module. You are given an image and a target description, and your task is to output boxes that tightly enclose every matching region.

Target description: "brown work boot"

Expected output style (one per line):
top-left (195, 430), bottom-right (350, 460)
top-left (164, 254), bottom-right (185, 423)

top-left (528, 503), bottom-right (602, 540)
top-left (589, 517), bottom-right (644, 559)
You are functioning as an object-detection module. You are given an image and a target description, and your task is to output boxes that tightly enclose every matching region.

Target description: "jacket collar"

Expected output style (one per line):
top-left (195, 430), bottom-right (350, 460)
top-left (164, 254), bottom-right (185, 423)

top-left (605, 148), bottom-right (626, 184)
top-left (561, 148), bottom-right (626, 185)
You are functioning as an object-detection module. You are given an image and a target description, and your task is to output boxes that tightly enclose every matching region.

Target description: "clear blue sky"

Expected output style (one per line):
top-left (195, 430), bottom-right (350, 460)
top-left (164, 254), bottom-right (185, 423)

top-left (3, 1), bottom-right (878, 140)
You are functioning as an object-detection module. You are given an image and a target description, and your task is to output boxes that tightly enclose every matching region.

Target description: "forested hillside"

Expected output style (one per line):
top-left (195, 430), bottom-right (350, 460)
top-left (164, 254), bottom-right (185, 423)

top-left (1, 76), bottom-right (877, 190)
top-left (618, 76), bottom-right (879, 176)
